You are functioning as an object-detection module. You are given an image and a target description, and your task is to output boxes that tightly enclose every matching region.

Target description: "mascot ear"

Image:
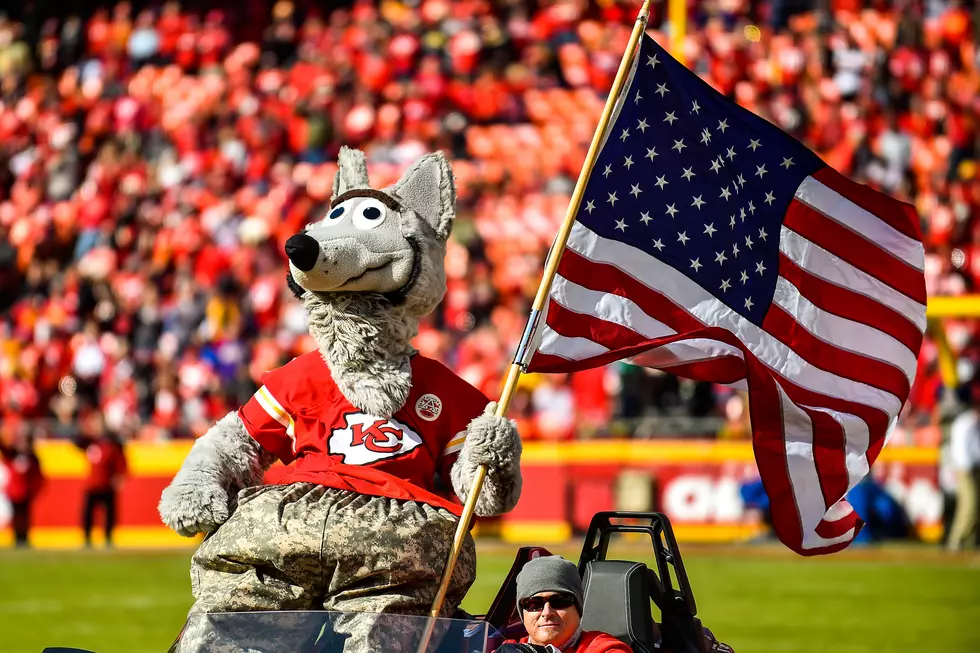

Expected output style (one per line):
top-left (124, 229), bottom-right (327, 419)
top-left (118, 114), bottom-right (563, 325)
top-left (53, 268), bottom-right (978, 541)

top-left (332, 146), bottom-right (371, 200)
top-left (387, 151), bottom-right (456, 242)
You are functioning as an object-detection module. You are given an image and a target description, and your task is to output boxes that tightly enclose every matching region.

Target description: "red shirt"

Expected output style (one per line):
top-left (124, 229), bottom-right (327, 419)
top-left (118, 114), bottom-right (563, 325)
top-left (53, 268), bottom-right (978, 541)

top-left (81, 439), bottom-right (128, 491)
top-left (1, 448), bottom-right (43, 502)
top-left (502, 632), bottom-right (632, 653)
top-left (239, 351), bottom-right (489, 516)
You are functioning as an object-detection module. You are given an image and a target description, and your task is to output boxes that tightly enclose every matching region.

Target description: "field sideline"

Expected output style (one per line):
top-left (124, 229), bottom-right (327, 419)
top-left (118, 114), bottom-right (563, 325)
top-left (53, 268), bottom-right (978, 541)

top-left (1, 542), bottom-right (978, 653)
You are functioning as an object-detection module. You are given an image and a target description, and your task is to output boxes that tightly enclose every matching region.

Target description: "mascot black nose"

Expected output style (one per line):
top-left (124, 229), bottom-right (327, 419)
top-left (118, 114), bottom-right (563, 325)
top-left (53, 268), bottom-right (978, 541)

top-left (285, 233), bottom-right (320, 272)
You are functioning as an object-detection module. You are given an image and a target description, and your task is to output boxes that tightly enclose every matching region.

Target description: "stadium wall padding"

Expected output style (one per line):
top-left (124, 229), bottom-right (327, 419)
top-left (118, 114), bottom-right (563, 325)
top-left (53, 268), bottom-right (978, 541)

top-left (0, 440), bottom-right (943, 548)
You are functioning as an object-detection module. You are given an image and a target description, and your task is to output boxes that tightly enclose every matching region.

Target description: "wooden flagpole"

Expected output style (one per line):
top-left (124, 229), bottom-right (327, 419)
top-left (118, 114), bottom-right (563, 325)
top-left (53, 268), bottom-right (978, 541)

top-left (418, 0), bottom-right (654, 648)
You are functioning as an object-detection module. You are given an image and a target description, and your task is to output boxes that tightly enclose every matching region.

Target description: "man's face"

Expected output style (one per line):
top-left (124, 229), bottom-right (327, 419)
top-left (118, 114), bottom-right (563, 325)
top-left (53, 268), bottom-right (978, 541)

top-left (521, 592), bottom-right (580, 648)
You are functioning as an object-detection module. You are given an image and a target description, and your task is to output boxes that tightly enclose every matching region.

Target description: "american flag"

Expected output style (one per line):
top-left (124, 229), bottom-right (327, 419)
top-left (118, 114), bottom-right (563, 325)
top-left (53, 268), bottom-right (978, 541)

top-left (523, 34), bottom-right (926, 556)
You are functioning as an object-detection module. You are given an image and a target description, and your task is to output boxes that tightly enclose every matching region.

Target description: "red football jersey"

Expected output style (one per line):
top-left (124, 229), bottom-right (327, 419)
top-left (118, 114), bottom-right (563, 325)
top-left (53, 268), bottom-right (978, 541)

top-left (238, 351), bottom-right (489, 516)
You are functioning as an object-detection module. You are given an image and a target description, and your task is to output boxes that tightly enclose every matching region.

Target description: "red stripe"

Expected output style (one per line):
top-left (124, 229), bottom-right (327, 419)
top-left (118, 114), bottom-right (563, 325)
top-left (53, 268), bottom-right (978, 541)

top-left (800, 406), bottom-right (850, 512)
top-left (812, 167), bottom-right (922, 241)
top-left (556, 249), bottom-right (705, 333)
top-left (784, 201), bottom-right (927, 304)
top-left (762, 305), bottom-right (910, 402)
top-left (743, 354), bottom-right (807, 553)
top-left (778, 254), bottom-right (923, 354)
top-left (533, 302), bottom-right (746, 383)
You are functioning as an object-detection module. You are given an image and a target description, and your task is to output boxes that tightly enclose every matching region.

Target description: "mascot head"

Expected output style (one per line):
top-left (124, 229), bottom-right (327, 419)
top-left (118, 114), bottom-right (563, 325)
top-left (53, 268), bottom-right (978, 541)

top-left (284, 147), bottom-right (457, 417)
top-left (286, 146), bottom-right (454, 318)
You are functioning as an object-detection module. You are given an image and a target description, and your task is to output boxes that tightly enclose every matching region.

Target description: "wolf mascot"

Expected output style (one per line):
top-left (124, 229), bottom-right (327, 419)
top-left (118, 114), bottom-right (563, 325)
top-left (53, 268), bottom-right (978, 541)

top-left (160, 148), bottom-right (522, 652)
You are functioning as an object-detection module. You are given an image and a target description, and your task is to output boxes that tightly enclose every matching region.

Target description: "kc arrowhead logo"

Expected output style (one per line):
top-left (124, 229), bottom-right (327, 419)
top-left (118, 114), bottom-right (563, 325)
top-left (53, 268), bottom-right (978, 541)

top-left (329, 413), bottom-right (423, 465)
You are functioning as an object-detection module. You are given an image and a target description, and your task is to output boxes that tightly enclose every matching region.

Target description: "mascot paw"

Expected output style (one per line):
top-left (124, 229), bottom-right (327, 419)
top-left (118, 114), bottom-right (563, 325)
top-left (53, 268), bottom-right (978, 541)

top-left (461, 401), bottom-right (521, 469)
top-left (158, 478), bottom-right (231, 537)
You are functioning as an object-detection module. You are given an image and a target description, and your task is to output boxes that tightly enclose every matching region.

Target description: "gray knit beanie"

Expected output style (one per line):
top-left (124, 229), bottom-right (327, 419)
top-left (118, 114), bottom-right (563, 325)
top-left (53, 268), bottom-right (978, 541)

top-left (516, 555), bottom-right (584, 612)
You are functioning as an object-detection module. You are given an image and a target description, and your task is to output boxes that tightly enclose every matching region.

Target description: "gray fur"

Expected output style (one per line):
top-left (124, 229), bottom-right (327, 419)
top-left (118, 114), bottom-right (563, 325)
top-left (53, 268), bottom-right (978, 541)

top-left (158, 412), bottom-right (277, 536)
top-left (332, 146), bottom-right (371, 198)
top-left (385, 152), bottom-right (456, 242)
top-left (450, 402), bottom-right (523, 517)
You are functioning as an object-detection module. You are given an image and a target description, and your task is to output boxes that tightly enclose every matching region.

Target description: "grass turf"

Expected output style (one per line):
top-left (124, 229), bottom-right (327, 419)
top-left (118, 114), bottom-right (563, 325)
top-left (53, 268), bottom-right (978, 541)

top-left (1, 544), bottom-right (978, 653)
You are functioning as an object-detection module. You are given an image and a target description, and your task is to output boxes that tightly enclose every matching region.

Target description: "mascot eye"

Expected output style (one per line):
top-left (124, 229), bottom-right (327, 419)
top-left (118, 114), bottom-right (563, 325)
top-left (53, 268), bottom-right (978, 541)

top-left (352, 198), bottom-right (387, 230)
top-left (323, 202), bottom-right (348, 226)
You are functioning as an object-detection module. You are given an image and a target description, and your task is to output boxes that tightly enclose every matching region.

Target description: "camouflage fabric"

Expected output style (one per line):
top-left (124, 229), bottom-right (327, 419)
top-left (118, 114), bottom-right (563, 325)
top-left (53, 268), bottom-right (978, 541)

top-left (172, 483), bottom-right (476, 653)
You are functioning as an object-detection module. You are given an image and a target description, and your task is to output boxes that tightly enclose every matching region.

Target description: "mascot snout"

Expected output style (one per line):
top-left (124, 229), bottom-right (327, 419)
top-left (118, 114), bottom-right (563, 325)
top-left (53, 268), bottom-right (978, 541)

top-left (285, 233), bottom-right (321, 272)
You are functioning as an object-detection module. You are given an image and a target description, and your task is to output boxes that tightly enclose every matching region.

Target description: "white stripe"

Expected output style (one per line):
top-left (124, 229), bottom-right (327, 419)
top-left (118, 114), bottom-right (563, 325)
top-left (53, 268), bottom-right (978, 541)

top-left (793, 176), bottom-right (924, 271)
top-left (800, 405), bottom-right (871, 492)
top-left (773, 276), bottom-right (919, 384)
top-left (551, 276), bottom-right (676, 341)
top-left (443, 442), bottom-right (464, 456)
top-left (776, 384), bottom-right (857, 550)
top-left (563, 223), bottom-right (903, 416)
top-left (255, 387), bottom-right (296, 440)
top-left (538, 326), bottom-right (745, 372)
top-left (779, 226), bottom-right (926, 332)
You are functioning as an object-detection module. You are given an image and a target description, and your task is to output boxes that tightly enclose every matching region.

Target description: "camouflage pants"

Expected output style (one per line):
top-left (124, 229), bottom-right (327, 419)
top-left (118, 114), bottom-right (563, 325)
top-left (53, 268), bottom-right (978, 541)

top-left (172, 483), bottom-right (477, 653)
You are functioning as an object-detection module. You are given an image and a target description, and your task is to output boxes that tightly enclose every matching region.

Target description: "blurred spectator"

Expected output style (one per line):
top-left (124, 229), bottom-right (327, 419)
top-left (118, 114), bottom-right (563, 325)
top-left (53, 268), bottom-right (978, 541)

top-left (947, 376), bottom-right (980, 551)
top-left (0, 423), bottom-right (44, 547)
top-left (74, 413), bottom-right (128, 547)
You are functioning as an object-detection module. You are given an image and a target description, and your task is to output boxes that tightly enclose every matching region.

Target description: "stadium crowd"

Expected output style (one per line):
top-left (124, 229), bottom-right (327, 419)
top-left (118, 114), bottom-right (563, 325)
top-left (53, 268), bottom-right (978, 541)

top-left (0, 0), bottom-right (977, 446)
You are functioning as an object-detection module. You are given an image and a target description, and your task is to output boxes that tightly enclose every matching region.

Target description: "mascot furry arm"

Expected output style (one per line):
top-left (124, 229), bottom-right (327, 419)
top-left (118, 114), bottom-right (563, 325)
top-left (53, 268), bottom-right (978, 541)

top-left (159, 148), bottom-right (521, 536)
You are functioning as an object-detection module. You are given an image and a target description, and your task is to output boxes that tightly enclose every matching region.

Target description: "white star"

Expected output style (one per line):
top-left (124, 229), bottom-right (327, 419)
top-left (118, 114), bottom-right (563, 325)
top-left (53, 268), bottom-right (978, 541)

top-left (672, 139), bottom-right (687, 153)
top-left (745, 235), bottom-right (754, 249)
top-left (739, 207), bottom-right (747, 221)
top-left (756, 261), bottom-right (766, 276)
top-left (691, 195), bottom-right (705, 210)
top-left (677, 231), bottom-right (690, 245)
top-left (607, 191), bottom-right (618, 206)
top-left (647, 54), bottom-right (660, 69)
top-left (645, 146), bottom-right (658, 161)
top-left (781, 157), bottom-right (794, 169)
top-left (630, 183), bottom-right (642, 198)
top-left (615, 218), bottom-right (628, 232)
top-left (681, 167), bottom-right (696, 181)
top-left (709, 158), bottom-right (722, 173)
top-left (652, 238), bottom-right (665, 251)
top-left (691, 100), bottom-right (701, 115)
top-left (655, 83), bottom-right (669, 97)
top-left (624, 155), bottom-right (634, 170)
top-left (585, 200), bottom-right (596, 214)
top-left (603, 165), bottom-right (612, 178)
top-left (717, 119), bottom-right (729, 133)
top-left (748, 138), bottom-right (761, 151)
top-left (700, 128), bottom-right (711, 145)
top-left (655, 175), bottom-right (669, 190)
top-left (664, 111), bottom-right (678, 125)
top-left (715, 251), bottom-right (728, 264)
top-left (744, 296), bottom-right (754, 310)
top-left (703, 223), bottom-right (717, 237)
top-left (720, 186), bottom-right (731, 201)
top-left (764, 191), bottom-right (775, 205)
top-left (748, 200), bottom-right (756, 214)
top-left (690, 258), bottom-right (702, 272)
top-left (634, 90), bottom-right (642, 104)
top-left (740, 270), bottom-right (749, 284)
top-left (620, 128), bottom-right (630, 142)
top-left (720, 279), bottom-right (731, 292)
top-left (759, 228), bottom-right (768, 241)
top-left (726, 146), bottom-right (737, 160)
top-left (733, 243), bottom-right (740, 258)
top-left (755, 164), bottom-right (768, 179)
top-left (665, 203), bottom-right (678, 218)
top-left (736, 173), bottom-right (746, 187)
top-left (637, 118), bottom-right (649, 133)
top-left (639, 211), bottom-right (652, 225)
top-left (729, 215), bottom-right (736, 229)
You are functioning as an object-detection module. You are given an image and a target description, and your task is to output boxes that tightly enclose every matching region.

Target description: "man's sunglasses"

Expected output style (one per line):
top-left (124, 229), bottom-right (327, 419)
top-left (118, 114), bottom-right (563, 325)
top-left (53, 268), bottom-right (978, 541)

top-left (519, 593), bottom-right (577, 613)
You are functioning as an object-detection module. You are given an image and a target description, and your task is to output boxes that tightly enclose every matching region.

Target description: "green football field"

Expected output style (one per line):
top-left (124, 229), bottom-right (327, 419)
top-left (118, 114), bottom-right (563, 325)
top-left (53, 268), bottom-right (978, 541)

top-left (2, 543), bottom-right (978, 653)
